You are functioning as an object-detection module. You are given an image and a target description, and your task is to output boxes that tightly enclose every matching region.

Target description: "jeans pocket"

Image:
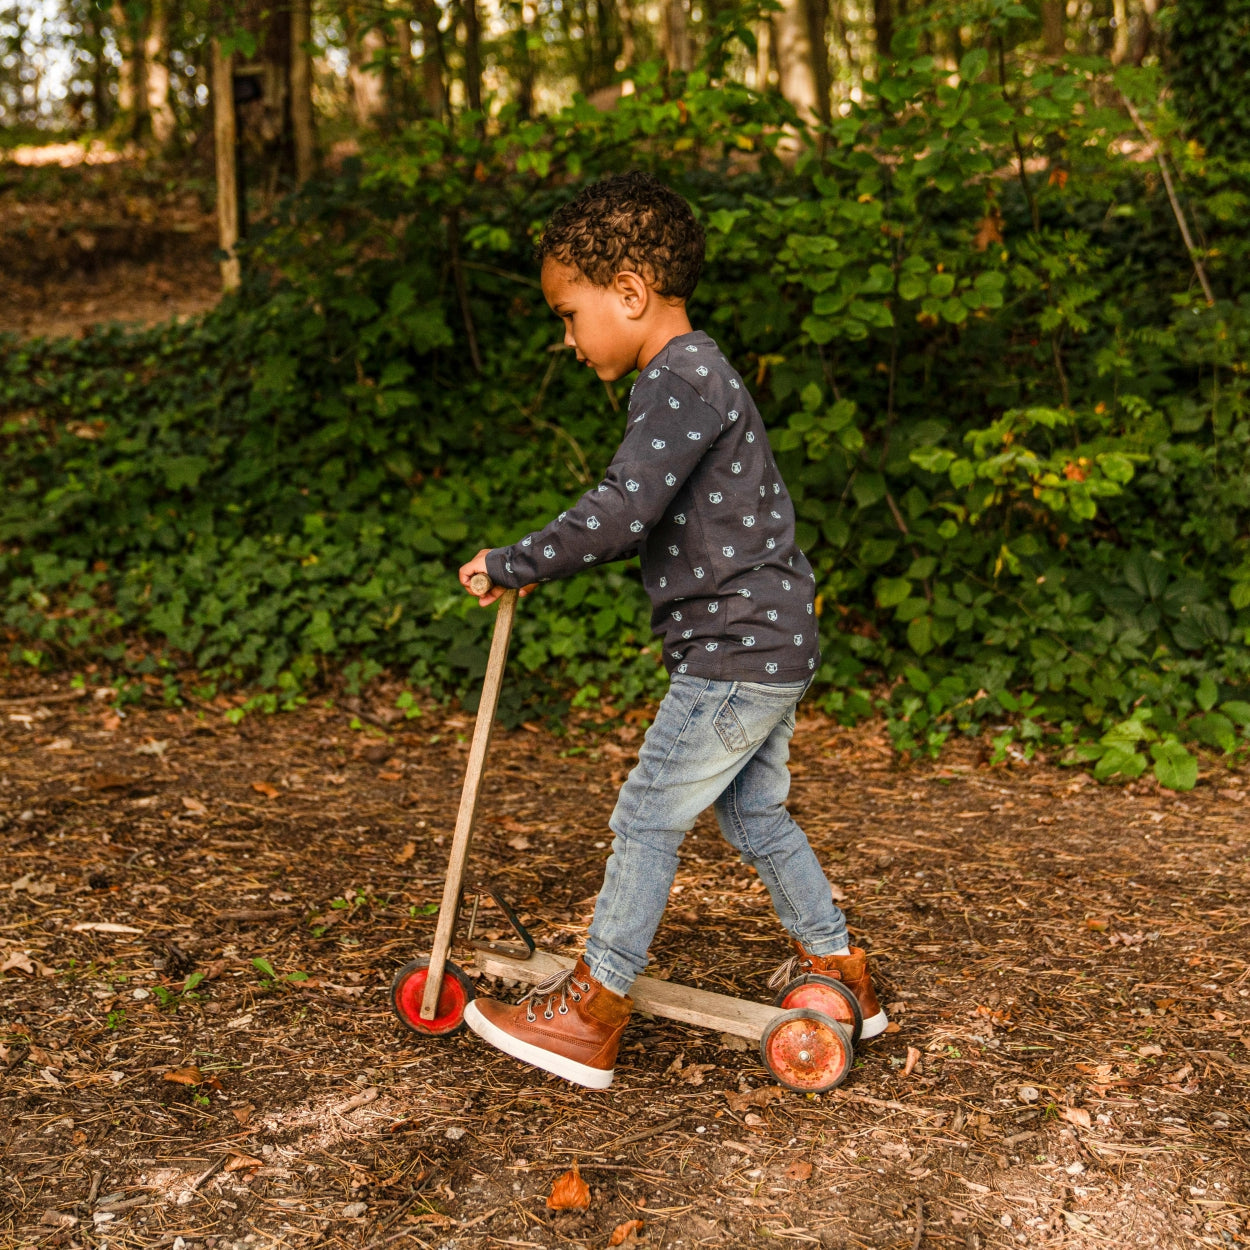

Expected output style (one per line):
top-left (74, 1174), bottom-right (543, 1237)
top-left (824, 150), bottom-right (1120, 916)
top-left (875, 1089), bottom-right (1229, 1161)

top-left (713, 699), bottom-right (749, 753)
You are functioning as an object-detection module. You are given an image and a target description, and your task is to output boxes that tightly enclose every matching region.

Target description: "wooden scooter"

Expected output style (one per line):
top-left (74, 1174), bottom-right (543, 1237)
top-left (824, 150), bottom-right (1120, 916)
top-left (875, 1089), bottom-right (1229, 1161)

top-left (389, 576), bottom-right (861, 1092)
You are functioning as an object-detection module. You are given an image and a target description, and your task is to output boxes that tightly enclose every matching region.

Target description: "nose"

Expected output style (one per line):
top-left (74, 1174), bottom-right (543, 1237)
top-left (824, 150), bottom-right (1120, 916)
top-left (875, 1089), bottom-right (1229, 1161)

top-left (563, 324), bottom-right (577, 350)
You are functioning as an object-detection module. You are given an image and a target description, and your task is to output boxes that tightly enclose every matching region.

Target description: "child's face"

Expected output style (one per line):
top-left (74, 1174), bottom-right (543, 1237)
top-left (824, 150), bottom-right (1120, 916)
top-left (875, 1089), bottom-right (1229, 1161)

top-left (541, 259), bottom-right (645, 382)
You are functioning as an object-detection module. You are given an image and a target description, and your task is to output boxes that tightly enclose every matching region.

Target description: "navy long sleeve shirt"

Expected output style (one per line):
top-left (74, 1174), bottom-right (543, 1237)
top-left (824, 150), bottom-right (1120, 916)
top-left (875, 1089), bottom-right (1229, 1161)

top-left (485, 330), bottom-right (821, 682)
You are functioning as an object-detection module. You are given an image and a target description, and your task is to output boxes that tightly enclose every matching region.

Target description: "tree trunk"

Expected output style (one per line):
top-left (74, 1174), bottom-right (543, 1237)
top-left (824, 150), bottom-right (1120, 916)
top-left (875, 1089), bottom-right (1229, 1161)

top-left (346, 9), bottom-right (388, 124)
top-left (87, 4), bottom-right (111, 127)
top-left (806, 0), bottom-right (832, 125)
top-left (1131, 0), bottom-right (1159, 65)
top-left (755, 17), bottom-right (772, 90)
top-left (112, 0), bottom-right (148, 139)
top-left (211, 39), bottom-right (241, 292)
top-left (1041, 0), bottom-right (1064, 56)
top-left (290, 0), bottom-right (315, 182)
top-left (394, 9), bottom-right (415, 116)
top-left (144, 0), bottom-right (175, 145)
top-left (462, 0), bottom-right (484, 113)
top-left (515, 0), bottom-right (537, 117)
top-left (775, 0), bottom-right (820, 122)
top-left (873, 0), bottom-right (893, 68)
top-left (660, 0), bottom-right (691, 73)
top-left (618, 0), bottom-right (637, 67)
top-left (415, 0), bottom-right (446, 116)
top-left (1110, 0), bottom-right (1130, 64)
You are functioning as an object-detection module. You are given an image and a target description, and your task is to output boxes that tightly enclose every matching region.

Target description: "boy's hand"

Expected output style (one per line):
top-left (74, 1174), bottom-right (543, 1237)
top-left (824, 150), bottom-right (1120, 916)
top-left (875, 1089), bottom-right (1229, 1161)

top-left (459, 550), bottom-right (537, 606)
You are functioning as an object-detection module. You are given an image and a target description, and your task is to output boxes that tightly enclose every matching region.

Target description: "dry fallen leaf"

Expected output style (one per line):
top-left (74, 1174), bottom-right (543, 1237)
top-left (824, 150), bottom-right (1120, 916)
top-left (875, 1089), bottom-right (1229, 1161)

top-left (0, 950), bottom-right (36, 976)
top-left (903, 1045), bottom-right (921, 1077)
top-left (162, 1066), bottom-right (203, 1086)
top-left (378, 771), bottom-right (402, 782)
top-left (546, 1161), bottom-right (591, 1211)
top-left (506, 835), bottom-right (531, 851)
top-left (89, 773), bottom-right (137, 792)
top-left (223, 1153), bottom-right (265, 1172)
top-left (1063, 1106), bottom-right (1092, 1129)
top-left (608, 1218), bottom-right (645, 1245)
top-left (785, 1159), bottom-right (813, 1181)
top-left (231, 1104), bottom-right (254, 1127)
top-left (743, 1112), bottom-right (767, 1129)
top-left (181, 796), bottom-right (207, 814)
top-left (251, 781), bottom-right (281, 798)
top-left (681, 1063), bottom-right (716, 1086)
top-left (973, 208), bottom-right (1004, 251)
top-left (395, 841), bottom-right (416, 864)
top-left (725, 1085), bottom-right (784, 1112)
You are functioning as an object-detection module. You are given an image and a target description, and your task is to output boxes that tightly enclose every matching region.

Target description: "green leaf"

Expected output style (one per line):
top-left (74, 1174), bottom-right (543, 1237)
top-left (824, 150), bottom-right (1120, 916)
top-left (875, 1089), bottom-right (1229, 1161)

top-left (1190, 712), bottom-right (1236, 753)
top-left (1094, 745), bottom-right (1147, 781)
top-left (1195, 674), bottom-right (1219, 711)
top-left (907, 614), bottom-right (933, 655)
top-left (252, 957), bottom-right (277, 979)
top-left (959, 47), bottom-right (989, 83)
top-left (875, 577), bottom-right (912, 608)
top-left (898, 274), bottom-right (927, 301)
top-left (1150, 740), bottom-right (1197, 791)
top-left (162, 456), bottom-right (211, 492)
top-left (1220, 700), bottom-right (1250, 729)
top-left (852, 472), bottom-right (886, 508)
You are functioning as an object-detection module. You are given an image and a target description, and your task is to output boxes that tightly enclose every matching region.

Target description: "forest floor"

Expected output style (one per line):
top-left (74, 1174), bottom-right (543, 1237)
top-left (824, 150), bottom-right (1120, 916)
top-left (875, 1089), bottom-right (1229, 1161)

top-left (0, 142), bottom-right (220, 340)
top-left (2, 671), bottom-right (1249, 1250)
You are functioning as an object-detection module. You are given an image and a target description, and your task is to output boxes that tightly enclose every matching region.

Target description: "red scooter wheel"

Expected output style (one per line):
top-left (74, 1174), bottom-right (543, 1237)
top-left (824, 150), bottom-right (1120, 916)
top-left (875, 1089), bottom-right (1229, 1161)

top-left (390, 957), bottom-right (475, 1037)
top-left (760, 1008), bottom-right (854, 1093)
top-left (773, 974), bottom-right (863, 1045)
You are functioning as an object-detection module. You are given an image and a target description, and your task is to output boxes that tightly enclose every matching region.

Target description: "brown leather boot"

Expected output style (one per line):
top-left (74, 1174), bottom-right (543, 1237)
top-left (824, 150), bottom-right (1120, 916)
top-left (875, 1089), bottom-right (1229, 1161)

top-left (772, 943), bottom-right (889, 1040)
top-left (464, 958), bottom-right (632, 1089)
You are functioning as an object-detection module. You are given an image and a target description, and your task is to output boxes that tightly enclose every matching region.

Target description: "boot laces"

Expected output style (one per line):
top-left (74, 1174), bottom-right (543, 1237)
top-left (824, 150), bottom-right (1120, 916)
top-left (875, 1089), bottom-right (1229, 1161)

top-left (520, 969), bottom-right (591, 1022)
top-left (767, 954), bottom-right (814, 990)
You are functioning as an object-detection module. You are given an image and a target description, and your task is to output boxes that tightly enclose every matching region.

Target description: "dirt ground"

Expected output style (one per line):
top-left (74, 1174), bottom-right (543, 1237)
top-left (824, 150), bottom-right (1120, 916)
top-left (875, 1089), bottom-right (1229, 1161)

top-left (2, 671), bottom-right (1248, 1250)
top-left (0, 144), bottom-right (219, 340)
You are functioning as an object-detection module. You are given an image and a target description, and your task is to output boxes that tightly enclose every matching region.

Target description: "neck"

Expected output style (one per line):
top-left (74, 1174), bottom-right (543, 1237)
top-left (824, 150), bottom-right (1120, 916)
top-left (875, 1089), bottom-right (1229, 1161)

top-left (635, 306), bottom-right (694, 372)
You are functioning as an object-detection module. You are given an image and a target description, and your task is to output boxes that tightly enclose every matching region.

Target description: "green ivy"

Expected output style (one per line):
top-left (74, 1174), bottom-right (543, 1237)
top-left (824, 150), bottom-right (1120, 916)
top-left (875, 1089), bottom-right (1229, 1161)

top-left (2, 30), bottom-right (1249, 790)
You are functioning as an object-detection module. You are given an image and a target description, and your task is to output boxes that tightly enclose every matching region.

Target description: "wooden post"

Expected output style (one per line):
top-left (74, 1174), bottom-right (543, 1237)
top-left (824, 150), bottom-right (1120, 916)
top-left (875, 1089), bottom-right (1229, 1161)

top-left (420, 587), bottom-right (518, 1019)
top-left (211, 39), bottom-right (241, 292)
top-left (290, 0), bottom-right (315, 183)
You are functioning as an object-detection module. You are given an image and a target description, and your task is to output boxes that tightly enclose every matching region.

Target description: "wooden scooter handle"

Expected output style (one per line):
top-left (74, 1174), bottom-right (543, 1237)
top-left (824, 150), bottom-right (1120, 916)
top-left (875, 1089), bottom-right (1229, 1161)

top-left (420, 579), bottom-right (517, 1020)
top-left (468, 572), bottom-right (493, 596)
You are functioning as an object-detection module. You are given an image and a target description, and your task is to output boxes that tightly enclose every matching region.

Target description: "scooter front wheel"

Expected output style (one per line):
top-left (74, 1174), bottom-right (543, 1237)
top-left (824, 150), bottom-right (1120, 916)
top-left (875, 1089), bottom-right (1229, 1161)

top-left (390, 957), bottom-right (475, 1037)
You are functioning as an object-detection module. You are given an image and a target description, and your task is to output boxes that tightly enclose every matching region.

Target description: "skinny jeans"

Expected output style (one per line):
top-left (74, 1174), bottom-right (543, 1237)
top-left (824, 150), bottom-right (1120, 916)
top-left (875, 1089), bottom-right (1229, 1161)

top-left (585, 674), bottom-right (849, 997)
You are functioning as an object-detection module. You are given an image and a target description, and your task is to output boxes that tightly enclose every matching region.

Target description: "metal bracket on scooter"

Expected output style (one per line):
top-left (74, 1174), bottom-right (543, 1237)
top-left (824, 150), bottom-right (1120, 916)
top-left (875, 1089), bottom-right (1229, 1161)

top-left (464, 886), bottom-right (537, 960)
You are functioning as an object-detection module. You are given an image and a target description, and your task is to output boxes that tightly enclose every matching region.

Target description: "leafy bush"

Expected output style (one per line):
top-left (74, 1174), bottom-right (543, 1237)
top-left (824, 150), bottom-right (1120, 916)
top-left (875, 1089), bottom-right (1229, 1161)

top-left (3, 32), bottom-right (1250, 788)
top-left (1166, 0), bottom-right (1250, 161)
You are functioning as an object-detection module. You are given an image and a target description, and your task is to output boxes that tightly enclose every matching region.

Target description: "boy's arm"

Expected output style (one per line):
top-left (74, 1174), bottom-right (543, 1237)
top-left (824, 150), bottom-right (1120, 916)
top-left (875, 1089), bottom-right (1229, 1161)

top-left (485, 371), bottom-right (721, 589)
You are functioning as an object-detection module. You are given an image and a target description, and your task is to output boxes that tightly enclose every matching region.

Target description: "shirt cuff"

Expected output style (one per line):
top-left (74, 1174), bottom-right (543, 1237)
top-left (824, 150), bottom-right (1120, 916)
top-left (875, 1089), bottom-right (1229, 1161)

top-left (484, 547), bottom-right (520, 589)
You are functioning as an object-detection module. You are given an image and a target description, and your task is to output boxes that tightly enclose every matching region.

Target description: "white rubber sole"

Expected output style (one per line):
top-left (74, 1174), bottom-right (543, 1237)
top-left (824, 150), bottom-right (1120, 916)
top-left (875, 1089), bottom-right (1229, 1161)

top-left (463, 1001), bottom-right (615, 1089)
top-left (859, 1009), bottom-right (889, 1041)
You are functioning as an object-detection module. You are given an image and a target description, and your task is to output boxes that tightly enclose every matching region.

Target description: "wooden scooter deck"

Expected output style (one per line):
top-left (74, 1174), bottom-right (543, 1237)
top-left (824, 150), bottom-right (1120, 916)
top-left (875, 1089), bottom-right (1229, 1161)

top-left (472, 945), bottom-right (778, 1043)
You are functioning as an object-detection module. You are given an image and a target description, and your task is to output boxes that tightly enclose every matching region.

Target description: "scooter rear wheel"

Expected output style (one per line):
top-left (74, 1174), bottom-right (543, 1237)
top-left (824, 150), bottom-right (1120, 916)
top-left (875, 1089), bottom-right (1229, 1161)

top-left (390, 957), bottom-right (475, 1037)
top-left (760, 1008), bottom-right (854, 1093)
top-left (773, 973), bottom-right (863, 1045)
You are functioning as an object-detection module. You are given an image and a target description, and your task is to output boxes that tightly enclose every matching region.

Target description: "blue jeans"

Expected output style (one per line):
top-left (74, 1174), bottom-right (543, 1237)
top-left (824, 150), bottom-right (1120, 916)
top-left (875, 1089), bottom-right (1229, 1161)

top-left (585, 675), bottom-right (849, 997)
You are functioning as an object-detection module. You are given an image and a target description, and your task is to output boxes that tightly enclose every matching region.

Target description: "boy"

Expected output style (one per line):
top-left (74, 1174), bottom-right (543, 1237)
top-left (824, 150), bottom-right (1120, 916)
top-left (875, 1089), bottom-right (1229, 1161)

top-left (458, 171), bottom-right (885, 1090)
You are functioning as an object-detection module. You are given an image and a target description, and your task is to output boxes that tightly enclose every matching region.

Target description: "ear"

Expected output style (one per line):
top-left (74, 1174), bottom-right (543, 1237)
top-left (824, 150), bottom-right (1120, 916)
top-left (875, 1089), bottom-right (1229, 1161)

top-left (613, 270), bottom-right (650, 321)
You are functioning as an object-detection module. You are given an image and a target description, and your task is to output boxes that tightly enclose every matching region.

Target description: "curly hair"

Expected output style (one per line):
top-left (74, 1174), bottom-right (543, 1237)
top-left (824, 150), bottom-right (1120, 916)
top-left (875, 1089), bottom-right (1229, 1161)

top-left (536, 171), bottom-right (706, 301)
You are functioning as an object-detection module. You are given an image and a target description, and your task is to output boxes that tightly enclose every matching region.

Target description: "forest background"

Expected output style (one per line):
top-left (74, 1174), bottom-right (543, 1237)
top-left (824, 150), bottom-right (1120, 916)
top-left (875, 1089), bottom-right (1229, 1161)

top-left (1, 0), bottom-right (1249, 791)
